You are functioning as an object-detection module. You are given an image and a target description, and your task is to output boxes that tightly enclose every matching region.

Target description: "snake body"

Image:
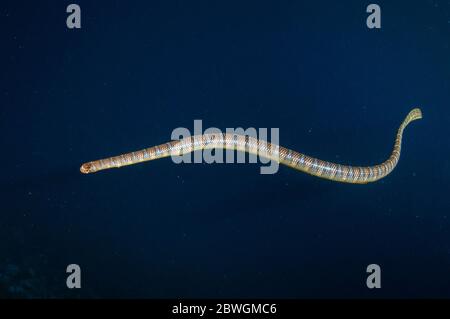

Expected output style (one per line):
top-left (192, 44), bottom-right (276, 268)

top-left (80, 108), bottom-right (422, 184)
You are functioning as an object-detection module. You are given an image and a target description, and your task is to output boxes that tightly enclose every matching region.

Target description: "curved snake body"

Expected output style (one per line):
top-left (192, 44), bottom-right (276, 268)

top-left (80, 108), bottom-right (422, 184)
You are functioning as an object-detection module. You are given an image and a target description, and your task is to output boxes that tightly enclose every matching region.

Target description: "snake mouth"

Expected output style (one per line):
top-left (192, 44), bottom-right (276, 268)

top-left (80, 163), bottom-right (93, 174)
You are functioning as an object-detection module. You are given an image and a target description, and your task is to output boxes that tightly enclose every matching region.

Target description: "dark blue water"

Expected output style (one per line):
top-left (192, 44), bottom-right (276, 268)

top-left (1, 0), bottom-right (449, 298)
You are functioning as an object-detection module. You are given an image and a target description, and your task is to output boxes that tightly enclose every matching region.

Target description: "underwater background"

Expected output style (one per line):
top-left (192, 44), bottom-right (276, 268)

top-left (1, 0), bottom-right (450, 298)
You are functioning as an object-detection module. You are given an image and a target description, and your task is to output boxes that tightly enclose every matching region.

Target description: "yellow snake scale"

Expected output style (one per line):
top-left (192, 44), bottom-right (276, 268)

top-left (80, 108), bottom-right (422, 184)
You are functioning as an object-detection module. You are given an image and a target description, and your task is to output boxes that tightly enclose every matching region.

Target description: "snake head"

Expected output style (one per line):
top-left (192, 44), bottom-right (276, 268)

top-left (80, 162), bottom-right (94, 174)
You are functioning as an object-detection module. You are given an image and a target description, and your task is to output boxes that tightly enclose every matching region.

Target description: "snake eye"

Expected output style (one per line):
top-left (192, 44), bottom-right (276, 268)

top-left (80, 163), bottom-right (93, 174)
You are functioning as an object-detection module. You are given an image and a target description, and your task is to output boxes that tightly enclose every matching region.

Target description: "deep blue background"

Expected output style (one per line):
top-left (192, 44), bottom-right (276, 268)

top-left (1, 0), bottom-right (449, 298)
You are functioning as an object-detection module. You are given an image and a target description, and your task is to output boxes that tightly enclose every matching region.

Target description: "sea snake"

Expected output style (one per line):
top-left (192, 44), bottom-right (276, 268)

top-left (80, 108), bottom-right (422, 184)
